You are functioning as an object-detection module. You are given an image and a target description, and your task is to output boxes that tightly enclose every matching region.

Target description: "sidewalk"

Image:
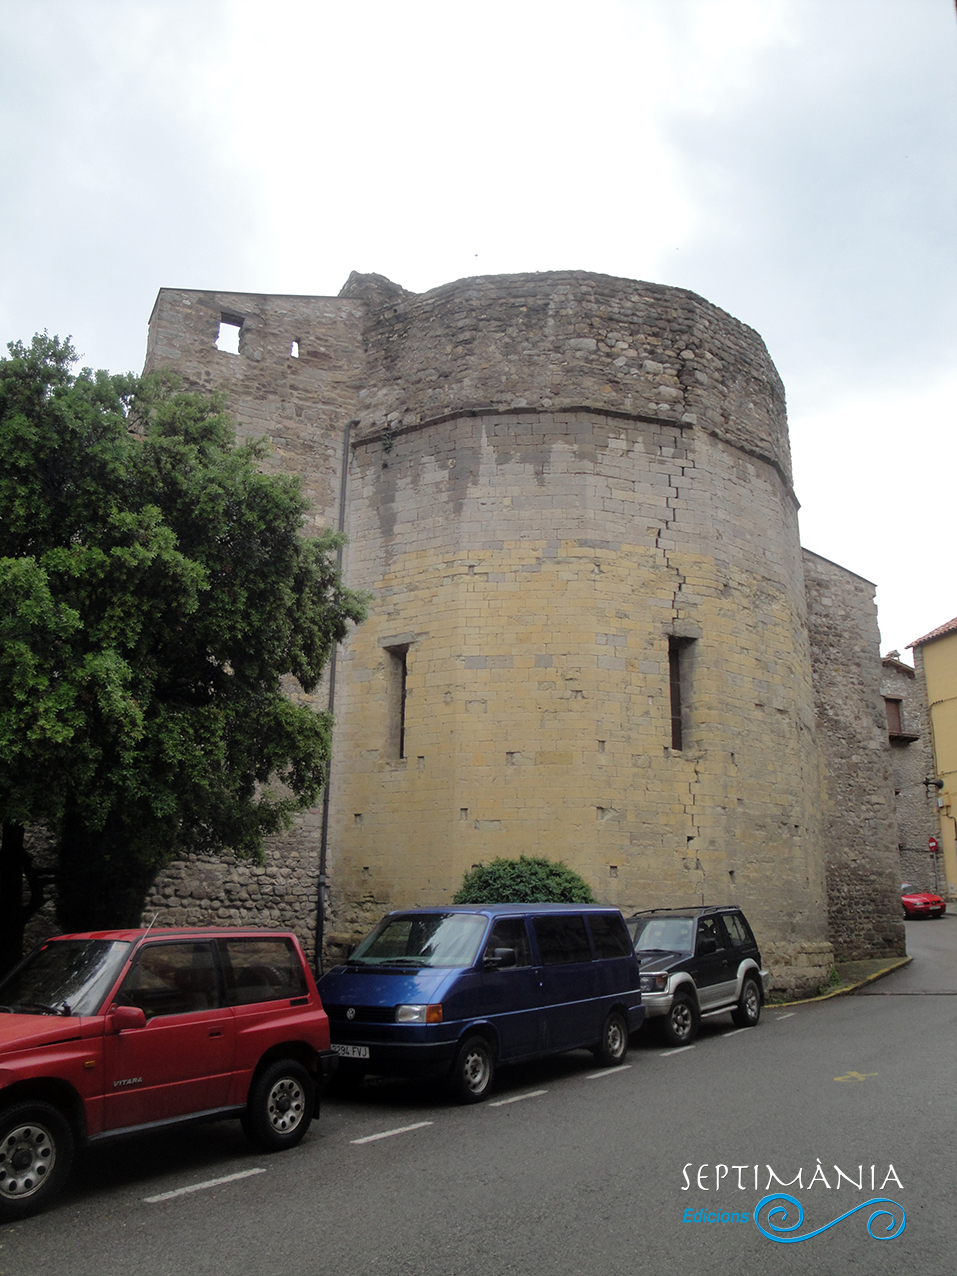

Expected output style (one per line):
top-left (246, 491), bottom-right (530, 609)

top-left (770, 954), bottom-right (913, 1007)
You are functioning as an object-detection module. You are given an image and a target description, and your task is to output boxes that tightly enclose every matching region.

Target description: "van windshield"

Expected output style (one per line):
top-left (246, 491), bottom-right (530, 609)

top-left (349, 914), bottom-right (488, 968)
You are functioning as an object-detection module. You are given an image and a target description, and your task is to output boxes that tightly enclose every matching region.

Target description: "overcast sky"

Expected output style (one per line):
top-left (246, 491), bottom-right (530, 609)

top-left (1, 0), bottom-right (954, 658)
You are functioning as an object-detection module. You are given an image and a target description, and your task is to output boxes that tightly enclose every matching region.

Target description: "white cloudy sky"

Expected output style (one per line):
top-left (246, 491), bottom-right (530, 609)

top-left (1, 0), bottom-right (954, 657)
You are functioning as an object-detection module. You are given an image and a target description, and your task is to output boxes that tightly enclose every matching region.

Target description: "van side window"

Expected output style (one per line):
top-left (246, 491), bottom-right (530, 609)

top-left (533, 915), bottom-right (591, 965)
top-left (484, 919), bottom-right (531, 967)
top-left (588, 913), bottom-right (632, 959)
top-left (218, 938), bottom-right (308, 1006)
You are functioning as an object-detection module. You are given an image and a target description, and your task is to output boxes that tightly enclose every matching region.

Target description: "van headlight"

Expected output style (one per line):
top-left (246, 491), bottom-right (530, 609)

top-left (395, 1003), bottom-right (443, 1024)
top-left (640, 973), bottom-right (669, 993)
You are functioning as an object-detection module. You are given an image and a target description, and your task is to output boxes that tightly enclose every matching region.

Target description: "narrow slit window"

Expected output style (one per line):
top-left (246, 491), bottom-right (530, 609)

top-left (668, 637), bottom-right (695, 751)
top-left (290, 340), bottom-right (300, 359)
top-left (216, 315), bottom-right (243, 354)
top-left (386, 645), bottom-right (409, 759)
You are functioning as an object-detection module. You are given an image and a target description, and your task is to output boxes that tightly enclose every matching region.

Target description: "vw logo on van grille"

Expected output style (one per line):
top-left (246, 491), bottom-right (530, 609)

top-left (346, 1007), bottom-right (356, 1020)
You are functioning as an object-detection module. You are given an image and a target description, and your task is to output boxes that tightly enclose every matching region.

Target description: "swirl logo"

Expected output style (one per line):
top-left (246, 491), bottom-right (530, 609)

top-left (754, 1193), bottom-right (906, 1243)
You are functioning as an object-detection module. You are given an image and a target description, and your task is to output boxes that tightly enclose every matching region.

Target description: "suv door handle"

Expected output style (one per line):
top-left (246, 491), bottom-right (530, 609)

top-left (208, 1028), bottom-right (224, 1038)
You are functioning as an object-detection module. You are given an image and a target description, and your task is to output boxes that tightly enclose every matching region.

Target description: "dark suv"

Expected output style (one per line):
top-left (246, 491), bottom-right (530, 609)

top-left (625, 907), bottom-right (768, 1047)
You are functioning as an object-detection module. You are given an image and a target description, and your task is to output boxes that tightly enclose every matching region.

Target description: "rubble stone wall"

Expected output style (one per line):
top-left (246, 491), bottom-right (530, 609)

top-left (803, 550), bottom-right (905, 961)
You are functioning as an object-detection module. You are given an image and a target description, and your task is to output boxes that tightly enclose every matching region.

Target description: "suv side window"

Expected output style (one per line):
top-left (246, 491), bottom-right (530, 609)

top-left (722, 913), bottom-right (754, 949)
top-left (218, 937), bottom-right (308, 1005)
top-left (483, 918), bottom-right (531, 967)
top-left (588, 913), bottom-right (633, 959)
top-left (533, 915), bottom-right (592, 965)
top-left (695, 916), bottom-right (728, 953)
top-left (118, 941), bottom-right (221, 1018)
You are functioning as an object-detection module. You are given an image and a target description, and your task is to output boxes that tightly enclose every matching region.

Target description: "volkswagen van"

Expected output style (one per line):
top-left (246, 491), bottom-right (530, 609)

top-left (317, 904), bottom-right (643, 1102)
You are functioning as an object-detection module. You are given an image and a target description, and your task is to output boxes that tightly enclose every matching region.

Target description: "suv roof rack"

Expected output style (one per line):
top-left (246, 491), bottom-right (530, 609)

top-left (630, 905), bottom-right (736, 916)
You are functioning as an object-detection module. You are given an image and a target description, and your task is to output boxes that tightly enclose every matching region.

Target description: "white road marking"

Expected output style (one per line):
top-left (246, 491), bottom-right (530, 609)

top-left (722, 1028), bottom-right (748, 1037)
top-left (145, 1168), bottom-right (266, 1203)
top-left (585, 1065), bottom-right (632, 1080)
top-left (775, 1012), bottom-right (796, 1020)
top-left (350, 1120), bottom-right (434, 1144)
top-left (659, 1046), bottom-right (695, 1057)
top-left (489, 1089), bottom-right (548, 1106)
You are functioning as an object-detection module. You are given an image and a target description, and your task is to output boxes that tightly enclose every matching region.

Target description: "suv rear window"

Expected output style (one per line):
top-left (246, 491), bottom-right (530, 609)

top-left (219, 937), bottom-right (308, 1005)
top-left (722, 912), bottom-right (755, 948)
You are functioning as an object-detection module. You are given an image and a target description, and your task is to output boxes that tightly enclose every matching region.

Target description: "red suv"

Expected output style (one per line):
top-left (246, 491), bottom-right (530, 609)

top-left (0, 928), bottom-right (335, 1220)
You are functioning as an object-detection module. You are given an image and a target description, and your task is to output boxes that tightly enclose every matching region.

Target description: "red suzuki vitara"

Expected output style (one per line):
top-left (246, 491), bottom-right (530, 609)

top-left (0, 928), bottom-right (336, 1220)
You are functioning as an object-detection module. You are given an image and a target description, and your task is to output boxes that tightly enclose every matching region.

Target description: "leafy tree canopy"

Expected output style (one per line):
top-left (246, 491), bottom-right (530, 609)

top-left (0, 334), bottom-right (366, 956)
top-left (453, 855), bottom-right (596, 904)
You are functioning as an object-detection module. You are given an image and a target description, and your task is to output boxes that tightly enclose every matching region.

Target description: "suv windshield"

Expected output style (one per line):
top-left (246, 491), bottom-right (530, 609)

top-left (628, 916), bottom-right (695, 955)
top-left (350, 913), bottom-right (488, 968)
top-left (0, 939), bottom-right (132, 1017)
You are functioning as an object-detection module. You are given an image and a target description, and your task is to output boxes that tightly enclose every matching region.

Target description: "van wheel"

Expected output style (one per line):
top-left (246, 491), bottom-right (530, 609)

top-left (730, 976), bottom-right (762, 1028)
top-left (661, 991), bottom-right (699, 1047)
top-left (449, 1036), bottom-right (495, 1104)
top-left (0, 1102), bottom-right (74, 1221)
top-left (593, 1010), bottom-right (629, 1067)
top-left (242, 1059), bottom-right (314, 1150)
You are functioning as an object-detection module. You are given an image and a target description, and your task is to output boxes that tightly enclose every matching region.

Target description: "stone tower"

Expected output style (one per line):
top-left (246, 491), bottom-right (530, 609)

top-left (144, 270), bottom-right (903, 992)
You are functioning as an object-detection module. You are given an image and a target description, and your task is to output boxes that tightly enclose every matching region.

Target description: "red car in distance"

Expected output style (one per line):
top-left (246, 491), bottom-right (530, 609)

top-left (901, 883), bottom-right (947, 920)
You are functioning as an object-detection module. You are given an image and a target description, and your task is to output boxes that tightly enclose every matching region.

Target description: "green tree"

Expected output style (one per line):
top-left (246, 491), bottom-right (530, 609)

top-left (0, 335), bottom-right (365, 969)
top-left (453, 855), bottom-right (596, 904)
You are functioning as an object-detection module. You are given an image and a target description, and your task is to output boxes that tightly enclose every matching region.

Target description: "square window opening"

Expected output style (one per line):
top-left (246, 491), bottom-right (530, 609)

top-left (216, 314), bottom-right (243, 355)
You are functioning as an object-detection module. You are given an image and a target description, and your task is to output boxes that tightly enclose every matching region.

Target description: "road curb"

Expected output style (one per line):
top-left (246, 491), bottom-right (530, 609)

top-left (769, 955), bottom-right (913, 1008)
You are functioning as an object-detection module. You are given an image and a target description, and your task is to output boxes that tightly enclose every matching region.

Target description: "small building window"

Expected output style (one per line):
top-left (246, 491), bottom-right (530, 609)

top-left (290, 340), bottom-right (300, 359)
top-left (385, 645), bottom-right (409, 759)
top-left (669, 636), bottom-right (695, 751)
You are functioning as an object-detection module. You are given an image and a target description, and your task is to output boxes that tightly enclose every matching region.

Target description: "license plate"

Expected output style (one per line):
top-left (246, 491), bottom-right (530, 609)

top-left (331, 1044), bottom-right (370, 1059)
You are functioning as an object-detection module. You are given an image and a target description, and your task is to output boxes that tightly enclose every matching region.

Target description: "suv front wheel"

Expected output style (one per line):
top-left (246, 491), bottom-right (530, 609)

top-left (0, 1101), bottom-right (74, 1222)
top-left (662, 990), bottom-right (700, 1047)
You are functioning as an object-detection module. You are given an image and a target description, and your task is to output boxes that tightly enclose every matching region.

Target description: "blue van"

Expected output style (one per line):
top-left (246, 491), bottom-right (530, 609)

top-left (317, 904), bottom-right (644, 1102)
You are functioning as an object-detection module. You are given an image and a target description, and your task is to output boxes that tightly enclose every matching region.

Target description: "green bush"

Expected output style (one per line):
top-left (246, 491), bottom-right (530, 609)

top-left (453, 855), bottom-right (596, 905)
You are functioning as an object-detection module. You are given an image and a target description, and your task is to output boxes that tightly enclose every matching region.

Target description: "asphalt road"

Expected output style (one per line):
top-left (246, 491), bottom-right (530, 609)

top-left (2, 919), bottom-right (954, 1276)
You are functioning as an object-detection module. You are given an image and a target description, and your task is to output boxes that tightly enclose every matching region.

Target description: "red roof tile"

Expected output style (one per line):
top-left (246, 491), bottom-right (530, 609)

top-left (908, 616), bottom-right (957, 648)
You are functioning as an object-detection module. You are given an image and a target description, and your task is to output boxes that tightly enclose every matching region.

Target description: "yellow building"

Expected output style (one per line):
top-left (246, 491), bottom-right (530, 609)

top-left (909, 616), bottom-right (957, 898)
